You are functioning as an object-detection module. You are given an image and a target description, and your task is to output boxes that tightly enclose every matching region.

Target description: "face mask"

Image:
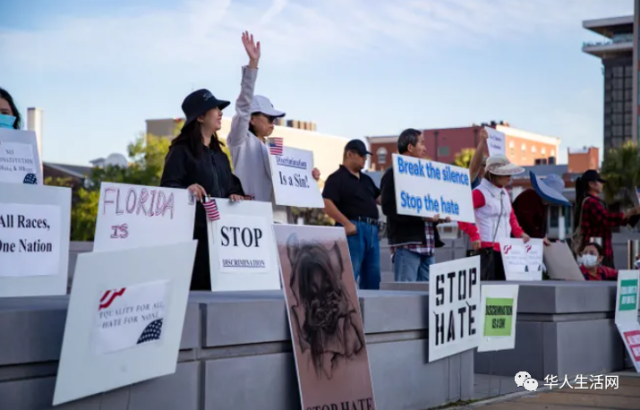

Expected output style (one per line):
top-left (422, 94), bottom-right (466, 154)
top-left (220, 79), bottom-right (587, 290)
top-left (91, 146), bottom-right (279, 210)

top-left (0, 114), bottom-right (16, 129)
top-left (581, 254), bottom-right (598, 268)
top-left (635, 259), bottom-right (640, 269)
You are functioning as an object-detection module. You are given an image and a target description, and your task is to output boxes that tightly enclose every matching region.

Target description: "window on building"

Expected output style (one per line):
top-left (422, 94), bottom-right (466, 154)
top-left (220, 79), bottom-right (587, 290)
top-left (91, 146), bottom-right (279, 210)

top-left (438, 146), bottom-right (450, 157)
top-left (551, 150), bottom-right (555, 157)
top-left (521, 143), bottom-right (526, 151)
top-left (541, 147), bottom-right (546, 155)
top-left (376, 147), bottom-right (388, 165)
top-left (550, 207), bottom-right (559, 228)
top-left (509, 141), bottom-right (514, 148)
top-left (531, 146), bottom-right (537, 154)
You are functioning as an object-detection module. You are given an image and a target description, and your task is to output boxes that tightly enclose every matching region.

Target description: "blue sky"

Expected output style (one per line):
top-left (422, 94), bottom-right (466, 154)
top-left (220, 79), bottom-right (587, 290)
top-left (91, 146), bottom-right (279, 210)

top-left (0, 0), bottom-right (633, 166)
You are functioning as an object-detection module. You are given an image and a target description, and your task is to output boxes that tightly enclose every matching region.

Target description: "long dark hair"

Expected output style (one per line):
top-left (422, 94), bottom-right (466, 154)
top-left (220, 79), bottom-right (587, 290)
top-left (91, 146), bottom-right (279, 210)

top-left (0, 87), bottom-right (22, 129)
top-left (170, 120), bottom-right (225, 158)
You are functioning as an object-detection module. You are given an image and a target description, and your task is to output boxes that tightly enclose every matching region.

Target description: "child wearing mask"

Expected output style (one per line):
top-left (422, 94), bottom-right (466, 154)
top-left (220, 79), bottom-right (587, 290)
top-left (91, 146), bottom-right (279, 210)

top-left (578, 243), bottom-right (618, 281)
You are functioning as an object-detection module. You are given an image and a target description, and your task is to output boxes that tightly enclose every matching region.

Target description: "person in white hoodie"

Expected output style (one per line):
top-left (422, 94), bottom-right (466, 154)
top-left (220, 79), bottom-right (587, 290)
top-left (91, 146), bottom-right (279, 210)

top-left (227, 32), bottom-right (320, 224)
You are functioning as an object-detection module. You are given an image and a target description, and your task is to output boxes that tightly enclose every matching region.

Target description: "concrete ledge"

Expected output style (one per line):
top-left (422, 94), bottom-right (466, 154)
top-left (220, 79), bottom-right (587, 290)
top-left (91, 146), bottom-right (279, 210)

top-left (0, 291), bottom-right (473, 410)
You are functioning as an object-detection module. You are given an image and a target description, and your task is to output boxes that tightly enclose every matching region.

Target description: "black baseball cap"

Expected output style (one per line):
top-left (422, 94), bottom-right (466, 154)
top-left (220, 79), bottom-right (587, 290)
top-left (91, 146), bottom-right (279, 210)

top-left (582, 169), bottom-right (607, 184)
top-left (344, 139), bottom-right (372, 156)
top-left (181, 89), bottom-right (230, 129)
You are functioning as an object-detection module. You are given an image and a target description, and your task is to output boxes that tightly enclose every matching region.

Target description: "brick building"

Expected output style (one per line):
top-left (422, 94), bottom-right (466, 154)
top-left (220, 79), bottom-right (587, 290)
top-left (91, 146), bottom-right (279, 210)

top-left (365, 121), bottom-right (561, 171)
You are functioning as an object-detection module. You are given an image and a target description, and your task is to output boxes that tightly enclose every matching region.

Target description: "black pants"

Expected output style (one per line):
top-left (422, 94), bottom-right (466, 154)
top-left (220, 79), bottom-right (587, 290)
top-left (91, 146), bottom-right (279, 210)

top-left (468, 249), bottom-right (506, 281)
top-left (191, 225), bottom-right (212, 291)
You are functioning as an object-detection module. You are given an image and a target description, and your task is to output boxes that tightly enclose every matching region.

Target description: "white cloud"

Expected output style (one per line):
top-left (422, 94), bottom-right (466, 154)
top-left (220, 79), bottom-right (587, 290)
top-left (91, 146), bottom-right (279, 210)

top-left (0, 0), bottom-right (632, 72)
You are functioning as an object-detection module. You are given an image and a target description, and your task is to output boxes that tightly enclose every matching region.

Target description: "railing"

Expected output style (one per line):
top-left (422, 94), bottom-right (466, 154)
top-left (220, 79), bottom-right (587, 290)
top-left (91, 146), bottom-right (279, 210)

top-left (583, 34), bottom-right (633, 48)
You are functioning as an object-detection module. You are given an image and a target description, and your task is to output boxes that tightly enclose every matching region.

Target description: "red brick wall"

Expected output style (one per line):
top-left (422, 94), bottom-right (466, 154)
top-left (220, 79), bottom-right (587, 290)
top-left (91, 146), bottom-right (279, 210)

top-left (369, 141), bottom-right (397, 171)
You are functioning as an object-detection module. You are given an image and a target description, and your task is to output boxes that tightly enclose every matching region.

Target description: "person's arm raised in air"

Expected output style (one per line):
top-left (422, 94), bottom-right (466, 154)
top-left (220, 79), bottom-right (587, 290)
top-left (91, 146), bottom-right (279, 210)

top-left (227, 31), bottom-right (260, 148)
top-left (469, 128), bottom-right (488, 182)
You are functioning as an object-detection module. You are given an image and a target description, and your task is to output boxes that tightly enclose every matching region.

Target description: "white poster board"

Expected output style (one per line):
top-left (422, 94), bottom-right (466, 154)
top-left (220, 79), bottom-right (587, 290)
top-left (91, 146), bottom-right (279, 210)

top-left (207, 199), bottom-right (281, 291)
top-left (543, 241), bottom-right (585, 281)
top-left (268, 142), bottom-right (323, 208)
top-left (477, 284), bottom-right (519, 352)
top-left (53, 241), bottom-right (197, 405)
top-left (615, 270), bottom-right (640, 325)
top-left (499, 238), bottom-right (543, 281)
top-left (485, 127), bottom-right (506, 157)
top-left (617, 322), bottom-right (640, 372)
top-left (0, 183), bottom-right (70, 297)
top-left (0, 128), bottom-right (42, 185)
top-left (429, 256), bottom-right (481, 362)
top-left (93, 182), bottom-right (196, 252)
top-left (392, 153), bottom-right (474, 223)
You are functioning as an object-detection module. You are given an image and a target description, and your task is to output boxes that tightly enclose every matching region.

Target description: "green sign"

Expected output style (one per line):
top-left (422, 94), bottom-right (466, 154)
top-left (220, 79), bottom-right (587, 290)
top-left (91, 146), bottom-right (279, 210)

top-left (484, 298), bottom-right (514, 337)
top-left (619, 279), bottom-right (638, 311)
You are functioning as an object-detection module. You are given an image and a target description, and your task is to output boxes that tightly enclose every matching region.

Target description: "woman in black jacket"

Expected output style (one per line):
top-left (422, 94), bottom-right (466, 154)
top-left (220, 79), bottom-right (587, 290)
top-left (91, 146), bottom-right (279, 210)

top-left (161, 88), bottom-right (245, 290)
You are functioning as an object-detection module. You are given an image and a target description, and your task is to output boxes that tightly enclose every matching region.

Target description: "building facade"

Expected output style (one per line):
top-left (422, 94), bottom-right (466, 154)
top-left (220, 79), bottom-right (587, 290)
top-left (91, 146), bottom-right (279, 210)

top-left (366, 122), bottom-right (561, 171)
top-left (583, 15), bottom-right (633, 151)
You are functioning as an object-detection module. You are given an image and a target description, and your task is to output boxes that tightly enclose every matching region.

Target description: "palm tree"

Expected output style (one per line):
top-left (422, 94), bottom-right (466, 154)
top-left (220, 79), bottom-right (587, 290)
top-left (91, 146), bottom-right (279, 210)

top-left (601, 140), bottom-right (640, 204)
top-left (453, 148), bottom-right (475, 169)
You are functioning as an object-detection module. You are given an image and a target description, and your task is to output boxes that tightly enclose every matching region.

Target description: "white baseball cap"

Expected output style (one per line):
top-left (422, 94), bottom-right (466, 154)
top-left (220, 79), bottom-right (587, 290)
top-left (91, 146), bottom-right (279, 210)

top-left (250, 95), bottom-right (286, 118)
top-left (485, 155), bottom-right (524, 176)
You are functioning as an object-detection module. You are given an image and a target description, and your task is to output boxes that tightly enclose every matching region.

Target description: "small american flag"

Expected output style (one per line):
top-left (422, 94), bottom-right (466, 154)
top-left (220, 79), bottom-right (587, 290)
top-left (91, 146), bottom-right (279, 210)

top-left (268, 138), bottom-right (283, 156)
top-left (137, 318), bottom-right (163, 345)
top-left (203, 197), bottom-right (220, 221)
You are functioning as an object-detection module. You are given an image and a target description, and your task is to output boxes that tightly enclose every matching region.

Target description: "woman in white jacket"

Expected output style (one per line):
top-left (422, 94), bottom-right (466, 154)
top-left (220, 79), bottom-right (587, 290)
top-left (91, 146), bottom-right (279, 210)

top-left (227, 32), bottom-right (320, 224)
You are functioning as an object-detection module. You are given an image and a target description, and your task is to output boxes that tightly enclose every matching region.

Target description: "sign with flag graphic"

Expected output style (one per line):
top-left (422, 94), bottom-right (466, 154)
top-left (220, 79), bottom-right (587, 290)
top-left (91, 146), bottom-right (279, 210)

top-left (499, 238), bottom-right (543, 281)
top-left (93, 280), bottom-right (167, 355)
top-left (268, 137), bottom-right (284, 156)
top-left (207, 199), bottom-right (281, 291)
top-left (267, 144), bottom-right (324, 208)
top-left (53, 241), bottom-right (196, 405)
top-left (203, 197), bottom-right (220, 221)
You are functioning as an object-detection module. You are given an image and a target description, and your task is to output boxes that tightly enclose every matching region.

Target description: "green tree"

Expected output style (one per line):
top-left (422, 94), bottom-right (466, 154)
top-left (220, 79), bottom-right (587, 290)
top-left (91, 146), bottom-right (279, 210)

top-left (454, 148), bottom-right (475, 169)
top-left (601, 140), bottom-right (640, 203)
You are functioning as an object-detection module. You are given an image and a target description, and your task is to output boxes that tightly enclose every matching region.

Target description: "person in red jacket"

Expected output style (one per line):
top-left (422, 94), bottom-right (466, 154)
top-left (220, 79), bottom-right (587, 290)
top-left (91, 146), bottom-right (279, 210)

top-left (578, 243), bottom-right (618, 281)
top-left (459, 155), bottom-right (530, 280)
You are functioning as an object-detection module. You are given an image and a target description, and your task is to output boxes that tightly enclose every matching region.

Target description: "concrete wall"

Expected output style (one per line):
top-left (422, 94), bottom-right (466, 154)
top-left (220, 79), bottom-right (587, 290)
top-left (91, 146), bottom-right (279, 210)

top-left (381, 281), bottom-right (627, 380)
top-left (0, 291), bottom-right (473, 410)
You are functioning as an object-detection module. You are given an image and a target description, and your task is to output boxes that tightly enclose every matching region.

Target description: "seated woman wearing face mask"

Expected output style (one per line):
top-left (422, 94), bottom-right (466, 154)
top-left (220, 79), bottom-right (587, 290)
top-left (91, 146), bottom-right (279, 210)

top-left (579, 243), bottom-right (618, 281)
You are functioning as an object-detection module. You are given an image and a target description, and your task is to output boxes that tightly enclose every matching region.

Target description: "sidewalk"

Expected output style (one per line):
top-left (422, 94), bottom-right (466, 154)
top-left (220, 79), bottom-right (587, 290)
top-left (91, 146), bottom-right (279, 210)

top-left (450, 372), bottom-right (640, 410)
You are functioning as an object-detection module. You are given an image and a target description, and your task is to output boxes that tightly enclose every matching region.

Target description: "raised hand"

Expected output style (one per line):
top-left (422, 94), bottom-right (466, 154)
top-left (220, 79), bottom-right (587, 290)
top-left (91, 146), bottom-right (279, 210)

top-left (242, 31), bottom-right (261, 69)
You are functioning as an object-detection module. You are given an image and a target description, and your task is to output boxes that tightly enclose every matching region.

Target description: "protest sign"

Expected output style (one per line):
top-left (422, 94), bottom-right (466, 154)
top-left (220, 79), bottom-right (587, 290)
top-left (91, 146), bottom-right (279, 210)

top-left (615, 270), bottom-right (639, 325)
top-left (429, 256), bottom-right (481, 362)
top-left (485, 126), bottom-right (506, 157)
top-left (273, 225), bottom-right (376, 410)
top-left (392, 153), bottom-right (474, 223)
top-left (543, 241), bottom-right (585, 281)
top-left (207, 199), bottom-right (280, 291)
top-left (499, 238), bottom-right (543, 281)
top-left (618, 322), bottom-right (640, 372)
top-left (53, 241), bottom-right (196, 405)
top-left (268, 139), bottom-right (324, 208)
top-left (0, 183), bottom-right (70, 297)
top-left (93, 182), bottom-right (196, 252)
top-left (0, 128), bottom-right (42, 185)
top-left (477, 284), bottom-right (519, 352)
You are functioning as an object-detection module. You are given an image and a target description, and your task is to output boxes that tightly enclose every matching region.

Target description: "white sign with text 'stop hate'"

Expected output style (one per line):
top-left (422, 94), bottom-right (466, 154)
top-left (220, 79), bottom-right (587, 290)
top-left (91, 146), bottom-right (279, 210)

top-left (485, 126), bottom-right (506, 157)
top-left (207, 199), bottom-right (281, 291)
top-left (392, 153), bottom-right (474, 223)
top-left (93, 182), bottom-right (196, 252)
top-left (268, 140), bottom-right (324, 208)
top-left (53, 241), bottom-right (196, 406)
top-left (428, 256), bottom-right (481, 362)
top-left (0, 183), bottom-right (70, 297)
top-left (0, 129), bottom-right (42, 185)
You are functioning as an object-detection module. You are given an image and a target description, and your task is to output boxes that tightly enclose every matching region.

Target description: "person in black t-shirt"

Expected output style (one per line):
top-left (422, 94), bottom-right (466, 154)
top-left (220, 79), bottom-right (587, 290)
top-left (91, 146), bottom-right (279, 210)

top-left (322, 140), bottom-right (381, 290)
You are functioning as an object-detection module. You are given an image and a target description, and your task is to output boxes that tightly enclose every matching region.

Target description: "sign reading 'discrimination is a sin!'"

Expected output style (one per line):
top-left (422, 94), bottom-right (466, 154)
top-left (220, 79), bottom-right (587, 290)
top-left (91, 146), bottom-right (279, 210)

top-left (392, 154), bottom-right (474, 223)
